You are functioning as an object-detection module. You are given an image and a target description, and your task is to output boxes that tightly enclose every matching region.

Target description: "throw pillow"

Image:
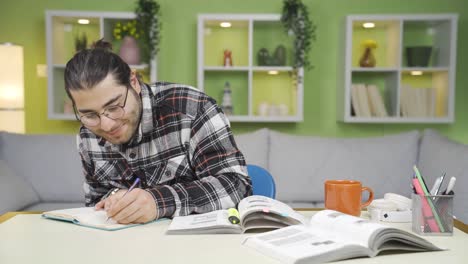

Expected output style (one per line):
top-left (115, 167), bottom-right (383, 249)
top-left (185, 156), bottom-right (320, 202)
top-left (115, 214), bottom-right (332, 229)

top-left (0, 159), bottom-right (40, 214)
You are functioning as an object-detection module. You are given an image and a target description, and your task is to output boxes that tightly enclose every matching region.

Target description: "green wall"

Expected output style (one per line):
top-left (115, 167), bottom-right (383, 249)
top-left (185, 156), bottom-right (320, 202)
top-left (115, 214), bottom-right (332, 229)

top-left (1, 0), bottom-right (468, 143)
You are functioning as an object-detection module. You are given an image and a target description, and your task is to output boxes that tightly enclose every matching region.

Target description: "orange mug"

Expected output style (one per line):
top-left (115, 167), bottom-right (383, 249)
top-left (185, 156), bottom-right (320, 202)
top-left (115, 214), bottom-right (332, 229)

top-left (324, 180), bottom-right (374, 216)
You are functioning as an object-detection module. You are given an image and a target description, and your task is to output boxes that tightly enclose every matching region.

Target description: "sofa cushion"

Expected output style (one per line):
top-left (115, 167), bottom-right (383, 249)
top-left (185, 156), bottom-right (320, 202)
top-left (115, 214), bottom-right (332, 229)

top-left (418, 129), bottom-right (468, 224)
top-left (234, 128), bottom-right (269, 170)
top-left (269, 130), bottom-right (420, 203)
top-left (0, 132), bottom-right (84, 202)
top-left (0, 159), bottom-right (40, 214)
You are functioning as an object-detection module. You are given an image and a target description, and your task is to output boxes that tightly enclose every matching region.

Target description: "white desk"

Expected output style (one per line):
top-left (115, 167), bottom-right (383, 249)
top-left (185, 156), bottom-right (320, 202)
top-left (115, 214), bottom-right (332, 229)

top-left (0, 212), bottom-right (467, 264)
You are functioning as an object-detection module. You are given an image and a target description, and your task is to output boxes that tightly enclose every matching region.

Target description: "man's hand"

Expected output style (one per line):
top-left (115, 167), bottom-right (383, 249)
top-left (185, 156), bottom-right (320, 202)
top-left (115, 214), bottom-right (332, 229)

top-left (95, 188), bottom-right (157, 224)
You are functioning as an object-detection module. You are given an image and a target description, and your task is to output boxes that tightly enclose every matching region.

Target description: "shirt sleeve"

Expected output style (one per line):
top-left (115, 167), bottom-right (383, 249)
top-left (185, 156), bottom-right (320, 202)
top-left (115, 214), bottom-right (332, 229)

top-left (145, 97), bottom-right (252, 218)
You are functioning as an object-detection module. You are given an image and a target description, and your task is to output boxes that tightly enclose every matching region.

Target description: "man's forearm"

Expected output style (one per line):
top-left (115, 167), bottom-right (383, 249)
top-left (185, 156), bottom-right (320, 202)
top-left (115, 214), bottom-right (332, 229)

top-left (145, 171), bottom-right (251, 218)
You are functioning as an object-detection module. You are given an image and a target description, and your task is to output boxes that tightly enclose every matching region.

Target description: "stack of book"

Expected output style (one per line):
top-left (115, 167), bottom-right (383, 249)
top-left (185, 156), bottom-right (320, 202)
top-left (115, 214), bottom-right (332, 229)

top-left (351, 83), bottom-right (388, 118)
top-left (400, 85), bottom-right (436, 117)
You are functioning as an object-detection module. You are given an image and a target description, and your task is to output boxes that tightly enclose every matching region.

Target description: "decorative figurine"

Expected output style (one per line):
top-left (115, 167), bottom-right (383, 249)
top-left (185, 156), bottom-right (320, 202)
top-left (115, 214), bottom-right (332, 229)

top-left (359, 39), bottom-right (377, 67)
top-left (273, 45), bottom-right (287, 66)
top-left (223, 50), bottom-right (233, 67)
top-left (221, 81), bottom-right (233, 115)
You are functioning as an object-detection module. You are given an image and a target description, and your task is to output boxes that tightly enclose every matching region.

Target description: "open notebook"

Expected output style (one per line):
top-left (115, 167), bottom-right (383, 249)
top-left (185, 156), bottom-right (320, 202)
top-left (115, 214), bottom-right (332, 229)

top-left (42, 207), bottom-right (142, 231)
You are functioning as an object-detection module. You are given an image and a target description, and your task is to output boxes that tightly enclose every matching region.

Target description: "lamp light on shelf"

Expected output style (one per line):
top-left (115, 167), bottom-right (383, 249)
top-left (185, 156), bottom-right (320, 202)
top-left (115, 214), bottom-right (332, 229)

top-left (410, 71), bottom-right (423, 76)
top-left (0, 43), bottom-right (25, 133)
top-left (362, 22), bottom-right (375, 29)
top-left (220, 22), bottom-right (231, 28)
top-left (77, 19), bottom-right (90, 25)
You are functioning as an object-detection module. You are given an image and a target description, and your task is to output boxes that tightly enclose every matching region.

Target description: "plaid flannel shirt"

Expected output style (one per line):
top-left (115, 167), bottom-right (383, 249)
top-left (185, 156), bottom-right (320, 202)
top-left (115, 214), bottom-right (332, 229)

top-left (77, 82), bottom-right (252, 218)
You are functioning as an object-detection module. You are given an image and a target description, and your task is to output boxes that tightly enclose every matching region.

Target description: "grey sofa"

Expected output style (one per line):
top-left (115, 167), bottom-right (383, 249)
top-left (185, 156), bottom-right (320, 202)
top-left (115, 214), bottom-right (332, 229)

top-left (1, 129), bottom-right (466, 224)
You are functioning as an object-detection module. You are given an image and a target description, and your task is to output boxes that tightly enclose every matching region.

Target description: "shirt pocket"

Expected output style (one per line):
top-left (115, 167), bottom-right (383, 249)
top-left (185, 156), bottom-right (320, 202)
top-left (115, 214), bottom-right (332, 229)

top-left (93, 159), bottom-right (134, 188)
top-left (146, 154), bottom-right (187, 186)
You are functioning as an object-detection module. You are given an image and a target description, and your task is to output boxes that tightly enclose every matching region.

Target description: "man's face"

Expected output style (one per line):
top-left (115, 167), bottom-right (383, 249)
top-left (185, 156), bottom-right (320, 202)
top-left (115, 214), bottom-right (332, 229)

top-left (71, 73), bottom-right (142, 145)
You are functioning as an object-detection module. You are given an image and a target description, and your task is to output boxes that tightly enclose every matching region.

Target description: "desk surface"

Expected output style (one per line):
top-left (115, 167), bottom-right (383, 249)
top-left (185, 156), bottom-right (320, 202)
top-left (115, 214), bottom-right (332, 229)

top-left (0, 211), bottom-right (467, 264)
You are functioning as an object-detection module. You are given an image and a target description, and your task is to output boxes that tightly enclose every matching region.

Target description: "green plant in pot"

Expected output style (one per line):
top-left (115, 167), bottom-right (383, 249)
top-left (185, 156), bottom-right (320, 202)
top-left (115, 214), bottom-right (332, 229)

top-left (406, 46), bottom-right (432, 67)
top-left (281, 0), bottom-right (316, 70)
top-left (113, 20), bottom-right (143, 65)
top-left (135, 0), bottom-right (161, 61)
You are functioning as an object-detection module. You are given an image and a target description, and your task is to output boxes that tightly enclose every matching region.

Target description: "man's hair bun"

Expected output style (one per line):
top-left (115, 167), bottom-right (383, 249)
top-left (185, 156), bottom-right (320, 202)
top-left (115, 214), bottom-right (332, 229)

top-left (91, 38), bottom-right (113, 51)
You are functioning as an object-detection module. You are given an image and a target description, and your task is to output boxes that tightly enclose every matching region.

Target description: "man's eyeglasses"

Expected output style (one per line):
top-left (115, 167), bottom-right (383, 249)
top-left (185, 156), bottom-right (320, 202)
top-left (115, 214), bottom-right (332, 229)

top-left (74, 87), bottom-right (129, 127)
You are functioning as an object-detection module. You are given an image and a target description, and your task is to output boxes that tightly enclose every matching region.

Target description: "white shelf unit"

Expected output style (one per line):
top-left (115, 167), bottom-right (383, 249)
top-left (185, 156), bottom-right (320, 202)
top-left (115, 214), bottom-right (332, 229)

top-left (46, 10), bottom-right (157, 120)
top-left (197, 14), bottom-right (303, 122)
top-left (338, 14), bottom-right (458, 123)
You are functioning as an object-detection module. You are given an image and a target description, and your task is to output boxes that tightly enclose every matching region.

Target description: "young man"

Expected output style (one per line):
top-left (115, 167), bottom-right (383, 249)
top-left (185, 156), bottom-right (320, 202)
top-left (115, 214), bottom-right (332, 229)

top-left (64, 40), bottom-right (251, 224)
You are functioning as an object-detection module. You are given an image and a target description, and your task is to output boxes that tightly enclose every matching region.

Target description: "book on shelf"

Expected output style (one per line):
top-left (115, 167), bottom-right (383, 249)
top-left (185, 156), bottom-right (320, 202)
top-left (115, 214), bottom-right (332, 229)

top-left (400, 85), bottom-right (436, 118)
top-left (351, 84), bottom-right (362, 117)
top-left (367, 84), bottom-right (388, 117)
top-left (42, 207), bottom-right (142, 231)
top-left (352, 83), bottom-right (388, 118)
top-left (356, 83), bottom-right (372, 117)
top-left (166, 195), bottom-right (306, 234)
top-left (243, 210), bottom-right (443, 264)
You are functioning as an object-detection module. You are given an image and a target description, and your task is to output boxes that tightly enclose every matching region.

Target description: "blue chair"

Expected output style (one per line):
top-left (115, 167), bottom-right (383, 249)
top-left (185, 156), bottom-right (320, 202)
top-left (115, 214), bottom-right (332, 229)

top-left (247, 164), bottom-right (276, 199)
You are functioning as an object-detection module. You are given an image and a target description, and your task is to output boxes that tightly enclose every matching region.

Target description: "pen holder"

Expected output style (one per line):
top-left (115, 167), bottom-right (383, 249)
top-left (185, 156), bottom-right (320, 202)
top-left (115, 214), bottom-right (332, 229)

top-left (411, 194), bottom-right (454, 236)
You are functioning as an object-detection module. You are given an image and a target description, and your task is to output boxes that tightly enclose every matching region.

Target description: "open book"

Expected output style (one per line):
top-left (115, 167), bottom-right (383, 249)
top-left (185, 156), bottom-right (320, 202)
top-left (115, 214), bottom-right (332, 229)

top-left (243, 210), bottom-right (443, 264)
top-left (42, 207), bottom-right (141, 231)
top-left (166, 195), bottom-right (307, 234)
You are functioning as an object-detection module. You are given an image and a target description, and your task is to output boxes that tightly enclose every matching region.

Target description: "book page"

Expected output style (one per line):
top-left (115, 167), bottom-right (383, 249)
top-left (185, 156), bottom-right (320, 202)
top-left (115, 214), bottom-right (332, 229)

top-left (243, 225), bottom-right (369, 264)
top-left (167, 210), bottom-right (242, 234)
top-left (74, 209), bottom-right (125, 229)
top-left (238, 195), bottom-right (306, 226)
top-left (43, 207), bottom-right (130, 230)
top-left (43, 207), bottom-right (96, 220)
top-left (310, 210), bottom-right (386, 248)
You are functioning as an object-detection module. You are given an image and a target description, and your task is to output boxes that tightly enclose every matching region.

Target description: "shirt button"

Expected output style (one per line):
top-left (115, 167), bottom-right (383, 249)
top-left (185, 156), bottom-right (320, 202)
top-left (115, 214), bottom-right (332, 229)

top-left (165, 171), bottom-right (171, 176)
top-left (129, 153), bottom-right (136, 159)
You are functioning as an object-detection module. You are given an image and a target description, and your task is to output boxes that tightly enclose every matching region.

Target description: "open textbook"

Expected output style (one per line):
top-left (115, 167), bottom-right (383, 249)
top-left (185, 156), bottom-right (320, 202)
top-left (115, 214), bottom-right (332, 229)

top-left (42, 207), bottom-right (141, 231)
top-left (243, 210), bottom-right (443, 264)
top-left (167, 195), bottom-right (307, 234)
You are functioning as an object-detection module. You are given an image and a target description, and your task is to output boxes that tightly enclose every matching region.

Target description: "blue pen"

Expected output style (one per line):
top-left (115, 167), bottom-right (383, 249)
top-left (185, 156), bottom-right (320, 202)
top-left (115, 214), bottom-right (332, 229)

top-left (106, 177), bottom-right (141, 222)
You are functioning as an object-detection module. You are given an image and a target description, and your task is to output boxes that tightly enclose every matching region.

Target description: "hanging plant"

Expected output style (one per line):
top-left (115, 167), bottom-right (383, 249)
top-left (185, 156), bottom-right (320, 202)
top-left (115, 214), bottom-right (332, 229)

top-left (135, 0), bottom-right (161, 60)
top-left (281, 0), bottom-right (317, 70)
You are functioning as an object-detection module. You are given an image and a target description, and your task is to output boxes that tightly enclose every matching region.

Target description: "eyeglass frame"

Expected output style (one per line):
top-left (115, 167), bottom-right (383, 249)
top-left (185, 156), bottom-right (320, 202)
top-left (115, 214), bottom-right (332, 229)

top-left (73, 86), bottom-right (130, 127)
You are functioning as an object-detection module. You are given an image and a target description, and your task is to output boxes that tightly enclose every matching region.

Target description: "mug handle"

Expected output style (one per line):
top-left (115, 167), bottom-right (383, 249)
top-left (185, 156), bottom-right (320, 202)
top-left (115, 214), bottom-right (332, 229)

top-left (360, 186), bottom-right (374, 208)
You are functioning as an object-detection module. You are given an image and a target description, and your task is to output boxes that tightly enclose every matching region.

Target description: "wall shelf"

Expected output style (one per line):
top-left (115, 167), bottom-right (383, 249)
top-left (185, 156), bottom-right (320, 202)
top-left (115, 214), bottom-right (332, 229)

top-left (197, 14), bottom-right (303, 122)
top-left (46, 10), bottom-right (157, 120)
top-left (338, 14), bottom-right (458, 123)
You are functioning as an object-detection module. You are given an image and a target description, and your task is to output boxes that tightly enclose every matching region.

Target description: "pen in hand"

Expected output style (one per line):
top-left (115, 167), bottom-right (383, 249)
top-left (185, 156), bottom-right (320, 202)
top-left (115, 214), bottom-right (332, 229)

top-left (106, 177), bottom-right (141, 222)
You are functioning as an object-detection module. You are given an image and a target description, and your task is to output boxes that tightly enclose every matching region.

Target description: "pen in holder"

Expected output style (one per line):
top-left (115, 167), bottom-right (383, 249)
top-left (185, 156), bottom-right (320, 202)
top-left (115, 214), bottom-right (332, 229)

top-left (411, 193), bottom-right (454, 236)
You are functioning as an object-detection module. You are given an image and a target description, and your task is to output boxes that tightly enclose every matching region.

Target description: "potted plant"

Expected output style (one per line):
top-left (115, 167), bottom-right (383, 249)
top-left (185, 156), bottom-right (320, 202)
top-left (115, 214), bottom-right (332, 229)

top-left (113, 20), bottom-right (143, 64)
top-left (359, 39), bottom-right (378, 67)
top-left (135, 0), bottom-right (161, 60)
top-left (281, 0), bottom-right (316, 70)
